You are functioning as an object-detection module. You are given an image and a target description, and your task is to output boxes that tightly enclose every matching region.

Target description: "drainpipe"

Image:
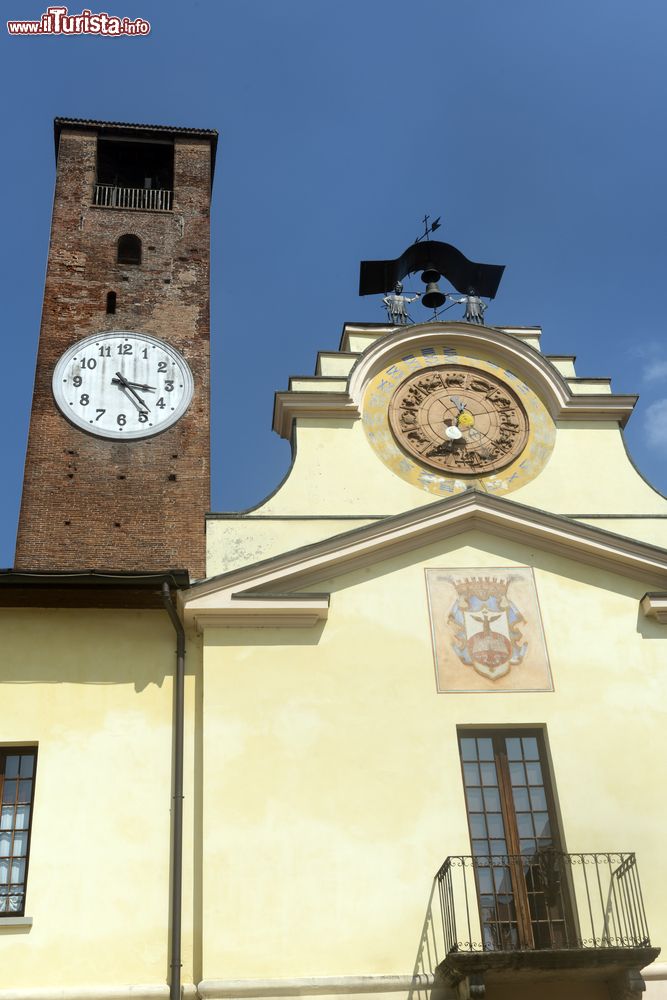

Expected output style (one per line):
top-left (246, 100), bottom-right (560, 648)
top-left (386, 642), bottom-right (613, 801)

top-left (162, 581), bottom-right (186, 1000)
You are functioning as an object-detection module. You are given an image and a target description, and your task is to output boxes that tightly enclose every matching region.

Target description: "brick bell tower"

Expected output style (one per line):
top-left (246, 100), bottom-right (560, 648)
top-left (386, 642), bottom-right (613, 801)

top-left (15, 118), bottom-right (217, 579)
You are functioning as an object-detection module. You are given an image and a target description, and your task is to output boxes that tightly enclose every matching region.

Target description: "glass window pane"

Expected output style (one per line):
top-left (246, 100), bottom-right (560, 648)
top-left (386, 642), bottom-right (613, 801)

top-left (472, 839), bottom-right (490, 857)
top-left (2, 781), bottom-right (16, 804)
top-left (5, 757), bottom-right (20, 780)
top-left (506, 738), bottom-right (522, 760)
top-left (14, 805), bottom-right (29, 830)
top-left (483, 787), bottom-right (501, 812)
top-left (477, 738), bottom-right (494, 761)
top-left (19, 756), bottom-right (34, 778)
top-left (520, 839), bottom-right (537, 856)
top-left (493, 865), bottom-right (513, 894)
top-left (509, 762), bottom-right (526, 785)
top-left (460, 738), bottom-right (477, 761)
top-left (526, 761), bottom-right (543, 785)
top-left (8, 895), bottom-right (21, 913)
top-left (529, 786), bottom-right (547, 811)
top-left (463, 763), bottom-right (481, 786)
top-left (0, 894), bottom-right (6, 911)
top-left (0, 860), bottom-right (8, 885)
top-left (465, 787), bottom-right (484, 811)
top-left (487, 813), bottom-right (505, 838)
top-left (0, 833), bottom-right (10, 858)
top-left (10, 859), bottom-right (25, 884)
top-left (533, 813), bottom-right (551, 838)
top-left (477, 867), bottom-right (494, 894)
top-left (522, 737), bottom-right (539, 760)
top-left (12, 831), bottom-right (27, 856)
top-left (17, 781), bottom-right (32, 804)
top-left (470, 814), bottom-right (487, 838)
top-left (517, 813), bottom-right (534, 837)
top-left (489, 839), bottom-right (507, 855)
top-left (480, 762), bottom-right (497, 786)
top-left (512, 786), bottom-right (530, 811)
top-left (0, 808), bottom-right (12, 831)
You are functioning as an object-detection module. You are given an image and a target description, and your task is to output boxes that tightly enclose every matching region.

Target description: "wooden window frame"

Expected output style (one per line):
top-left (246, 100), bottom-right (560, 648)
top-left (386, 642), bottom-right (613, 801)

top-left (458, 728), bottom-right (576, 950)
top-left (0, 747), bottom-right (38, 919)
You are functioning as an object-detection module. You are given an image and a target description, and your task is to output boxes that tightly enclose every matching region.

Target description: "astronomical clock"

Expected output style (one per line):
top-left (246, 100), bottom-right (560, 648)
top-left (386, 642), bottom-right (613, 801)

top-left (362, 345), bottom-right (556, 497)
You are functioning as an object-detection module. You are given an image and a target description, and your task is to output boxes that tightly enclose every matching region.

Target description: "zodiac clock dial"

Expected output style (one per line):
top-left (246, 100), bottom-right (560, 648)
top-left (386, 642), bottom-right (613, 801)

top-left (52, 331), bottom-right (194, 440)
top-left (388, 365), bottom-right (529, 475)
top-left (362, 346), bottom-right (556, 498)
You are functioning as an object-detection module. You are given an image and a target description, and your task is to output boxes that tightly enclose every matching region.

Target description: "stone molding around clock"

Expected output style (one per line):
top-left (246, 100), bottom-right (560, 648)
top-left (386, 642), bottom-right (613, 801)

top-left (272, 323), bottom-right (636, 440)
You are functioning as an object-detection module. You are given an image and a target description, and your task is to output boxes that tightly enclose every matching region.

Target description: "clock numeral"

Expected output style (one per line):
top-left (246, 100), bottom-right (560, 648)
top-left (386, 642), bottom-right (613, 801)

top-left (98, 346), bottom-right (111, 357)
top-left (80, 394), bottom-right (89, 406)
top-left (80, 357), bottom-right (97, 369)
top-left (72, 375), bottom-right (83, 388)
top-left (156, 397), bottom-right (166, 409)
top-left (95, 409), bottom-right (106, 421)
top-left (117, 414), bottom-right (127, 426)
top-left (157, 361), bottom-right (168, 373)
top-left (164, 380), bottom-right (174, 392)
top-left (142, 347), bottom-right (148, 360)
top-left (117, 344), bottom-right (133, 356)
top-left (138, 412), bottom-right (148, 423)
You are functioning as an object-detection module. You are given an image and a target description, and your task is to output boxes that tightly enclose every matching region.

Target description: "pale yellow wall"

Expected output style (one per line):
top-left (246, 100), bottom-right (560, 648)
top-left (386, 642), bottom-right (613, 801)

top-left (241, 420), bottom-right (667, 520)
top-left (200, 530), bottom-right (666, 981)
top-left (0, 609), bottom-right (199, 991)
top-left (206, 517), bottom-right (376, 575)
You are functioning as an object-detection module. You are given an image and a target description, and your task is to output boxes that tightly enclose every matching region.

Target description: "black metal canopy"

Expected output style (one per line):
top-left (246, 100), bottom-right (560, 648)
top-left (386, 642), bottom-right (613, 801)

top-left (359, 240), bottom-right (505, 299)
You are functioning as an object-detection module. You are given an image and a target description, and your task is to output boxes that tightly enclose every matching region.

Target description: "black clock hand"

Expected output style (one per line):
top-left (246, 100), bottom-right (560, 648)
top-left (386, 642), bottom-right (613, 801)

top-left (112, 378), bottom-right (157, 392)
top-left (114, 371), bottom-right (150, 412)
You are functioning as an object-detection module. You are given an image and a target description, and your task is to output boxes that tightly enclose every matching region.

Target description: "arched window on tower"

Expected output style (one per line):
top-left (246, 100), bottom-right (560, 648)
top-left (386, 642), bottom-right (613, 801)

top-left (117, 234), bottom-right (142, 265)
top-left (106, 291), bottom-right (117, 314)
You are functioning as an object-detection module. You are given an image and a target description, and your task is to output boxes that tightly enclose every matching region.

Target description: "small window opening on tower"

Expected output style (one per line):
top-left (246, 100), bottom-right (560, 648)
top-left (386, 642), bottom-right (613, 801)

top-left (106, 291), bottom-right (117, 314)
top-left (117, 235), bottom-right (141, 266)
top-left (94, 138), bottom-right (174, 211)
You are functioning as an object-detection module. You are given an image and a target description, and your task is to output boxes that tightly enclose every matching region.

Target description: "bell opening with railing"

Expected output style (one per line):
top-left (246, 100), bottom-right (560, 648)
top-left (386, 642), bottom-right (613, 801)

top-left (93, 136), bottom-right (174, 212)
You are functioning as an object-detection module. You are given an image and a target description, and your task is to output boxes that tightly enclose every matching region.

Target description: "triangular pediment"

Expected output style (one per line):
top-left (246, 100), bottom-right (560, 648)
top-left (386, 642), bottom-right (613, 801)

top-left (181, 492), bottom-right (667, 629)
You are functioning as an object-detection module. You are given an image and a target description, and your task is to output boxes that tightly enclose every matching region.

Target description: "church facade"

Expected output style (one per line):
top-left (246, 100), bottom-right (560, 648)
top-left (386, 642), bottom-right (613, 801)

top-left (1, 119), bottom-right (665, 1000)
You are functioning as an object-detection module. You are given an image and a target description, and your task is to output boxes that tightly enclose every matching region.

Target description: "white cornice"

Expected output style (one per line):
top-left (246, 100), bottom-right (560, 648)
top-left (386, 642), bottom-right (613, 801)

top-left (640, 592), bottom-right (667, 623)
top-left (273, 392), bottom-right (359, 439)
top-left (181, 492), bottom-right (667, 628)
top-left (182, 594), bottom-right (329, 632)
top-left (346, 324), bottom-right (635, 423)
top-left (271, 323), bottom-right (636, 439)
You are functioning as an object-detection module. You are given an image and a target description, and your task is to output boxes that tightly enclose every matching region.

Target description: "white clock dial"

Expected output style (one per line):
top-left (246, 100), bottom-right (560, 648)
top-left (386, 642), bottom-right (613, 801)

top-left (52, 331), bottom-right (194, 440)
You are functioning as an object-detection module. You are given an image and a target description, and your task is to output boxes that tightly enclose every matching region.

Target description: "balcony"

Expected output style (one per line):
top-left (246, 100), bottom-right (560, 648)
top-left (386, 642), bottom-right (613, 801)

top-left (411, 852), bottom-right (659, 999)
top-left (93, 183), bottom-right (173, 212)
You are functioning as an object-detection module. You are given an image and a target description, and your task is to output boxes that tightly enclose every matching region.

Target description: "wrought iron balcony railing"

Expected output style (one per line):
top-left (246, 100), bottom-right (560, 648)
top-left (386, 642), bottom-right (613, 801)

top-left (93, 183), bottom-right (173, 212)
top-left (436, 851), bottom-right (650, 954)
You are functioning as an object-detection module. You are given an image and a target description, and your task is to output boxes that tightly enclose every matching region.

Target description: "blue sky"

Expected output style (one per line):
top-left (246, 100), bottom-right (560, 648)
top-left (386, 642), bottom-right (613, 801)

top-left (1, 0), bottom-right (667, 567)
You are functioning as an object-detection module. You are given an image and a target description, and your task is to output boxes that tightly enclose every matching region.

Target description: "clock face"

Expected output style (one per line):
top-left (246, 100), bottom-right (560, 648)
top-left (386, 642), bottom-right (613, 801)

top-left (362, 346), bottom-right (556, 498)
top-left (388, 365), bottom-right (529, 475)
top-left (52, 331), bottom-right (194, 440)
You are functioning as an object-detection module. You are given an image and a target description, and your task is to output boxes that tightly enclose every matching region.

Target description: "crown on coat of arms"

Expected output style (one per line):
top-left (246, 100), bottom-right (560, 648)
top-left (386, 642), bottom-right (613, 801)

top-left (450, 576), bottom-right (512, 603)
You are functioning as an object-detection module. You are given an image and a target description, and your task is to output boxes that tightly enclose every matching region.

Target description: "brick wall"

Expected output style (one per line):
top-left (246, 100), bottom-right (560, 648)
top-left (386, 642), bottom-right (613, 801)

top-left (14, 127), bottom-right (213, 579)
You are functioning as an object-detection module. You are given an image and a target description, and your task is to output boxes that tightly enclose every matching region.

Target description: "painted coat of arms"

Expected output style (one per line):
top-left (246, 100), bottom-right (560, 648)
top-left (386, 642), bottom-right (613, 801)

top-left (448, 575), bottom-right (526, 680)
top-left (425, 568), bottom-right (553, 693)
